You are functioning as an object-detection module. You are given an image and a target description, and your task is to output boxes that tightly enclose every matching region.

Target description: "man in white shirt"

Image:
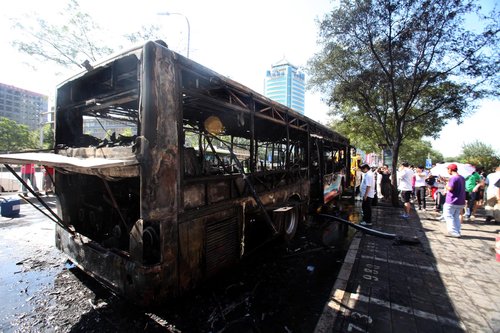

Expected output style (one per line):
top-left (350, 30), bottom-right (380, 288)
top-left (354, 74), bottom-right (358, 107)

top-left (359, 164), bottom-right (375, 226)
top-left (485, 166), bottom-right (500, 222)
top-left (397, 162), bottom-right (414, 218)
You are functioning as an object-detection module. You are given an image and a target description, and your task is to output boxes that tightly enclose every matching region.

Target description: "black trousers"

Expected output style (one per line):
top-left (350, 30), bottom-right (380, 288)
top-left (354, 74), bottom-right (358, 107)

top-left (466, 191), bottom-right (477, 216)
top-left (415, 186), bottom-right (426, 208)
top-left (436, 192), bottom-right (445, 211)
top-left (362, 197), bottom-right (372, 223)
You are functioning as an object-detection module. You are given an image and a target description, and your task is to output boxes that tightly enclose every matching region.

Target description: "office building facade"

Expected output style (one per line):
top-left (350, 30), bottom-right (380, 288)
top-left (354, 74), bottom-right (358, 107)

top-left (264, 59), bottom-right (305, 114)
top-left (0, 82), bottom-right (48, 130)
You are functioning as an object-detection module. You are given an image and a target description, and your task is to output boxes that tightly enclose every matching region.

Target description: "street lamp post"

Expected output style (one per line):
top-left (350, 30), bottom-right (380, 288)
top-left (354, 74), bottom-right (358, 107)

top-left (157, 12), bottom-right (191, 58)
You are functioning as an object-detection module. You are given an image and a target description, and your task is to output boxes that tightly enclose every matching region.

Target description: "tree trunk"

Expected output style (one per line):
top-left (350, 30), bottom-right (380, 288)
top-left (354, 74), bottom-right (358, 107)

top-left (390, 143), bottom-right (400, 207)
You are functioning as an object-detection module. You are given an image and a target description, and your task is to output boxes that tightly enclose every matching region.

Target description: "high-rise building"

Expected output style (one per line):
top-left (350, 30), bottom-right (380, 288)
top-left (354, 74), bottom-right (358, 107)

top-left (0, 82), bottom-right (48, 130)
top-left (264, 58), bottom-right (305, 114)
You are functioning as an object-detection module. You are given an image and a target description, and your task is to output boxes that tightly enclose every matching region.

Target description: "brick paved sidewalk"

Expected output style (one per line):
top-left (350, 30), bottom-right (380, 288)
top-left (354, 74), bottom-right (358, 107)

top-left (315, 200), bottom-right (500, 333)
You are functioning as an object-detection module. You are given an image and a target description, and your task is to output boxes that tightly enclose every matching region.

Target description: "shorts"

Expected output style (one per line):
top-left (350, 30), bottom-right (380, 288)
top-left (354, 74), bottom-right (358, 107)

top-left (466, 191), bottom-right (481, 202)
top-left (401, 191), bottom-right (411, 203)
top-left (476, 190), bottom-right (483, 201)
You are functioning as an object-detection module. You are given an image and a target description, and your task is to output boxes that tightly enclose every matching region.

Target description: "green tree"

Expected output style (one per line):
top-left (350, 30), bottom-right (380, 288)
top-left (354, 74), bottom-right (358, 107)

top-left (0, 117), bottom-right (39, 152)
top-left (10, 0), bottom-right (163, 70)
top-left (398, 139), bottom-right (444, 166)
top-left (309, 0), bottom-right (499, 204)
top-left (327, 101), bottom-right (382, 153)
top-left (120, 128), bottom-right (135, 137)
top-left (40, 124), bottom-right (55, 149)
top-left (11, 0), bottom-right (113, 69)
top-left (444, 156), bottom-right (460, 163)
top-left (458, 140), bottom-right (500, 172)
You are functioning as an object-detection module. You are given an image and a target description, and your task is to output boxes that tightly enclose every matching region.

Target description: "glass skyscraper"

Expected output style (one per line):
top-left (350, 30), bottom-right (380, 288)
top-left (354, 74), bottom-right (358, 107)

top-left (264, 58), bottom-right (305, 114)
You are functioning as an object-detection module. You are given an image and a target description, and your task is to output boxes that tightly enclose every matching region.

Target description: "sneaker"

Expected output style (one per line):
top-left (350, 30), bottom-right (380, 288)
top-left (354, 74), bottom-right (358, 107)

top-left (446, 232), bottom-right (461, 238)
top-left (360, 221), bottom-right (373, 226)
top-left (486, 216), bottom-right (493, 222)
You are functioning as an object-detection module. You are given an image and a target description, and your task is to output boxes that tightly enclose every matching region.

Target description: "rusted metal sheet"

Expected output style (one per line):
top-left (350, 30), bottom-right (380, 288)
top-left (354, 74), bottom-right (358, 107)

top-left (207, 180), bottom-right (231, 204)
top-left (183, 183), bottom-right (206, 209)
top-left (178, 207), bottom-right (241, 290)
top-left (55, 224), bottom-right (166, 305)
top-left (205, 215), bottom-right (239, 275)
top-left (141, 43), bottom-right (181, 297)
top-left (0, 151), bottom-right (138, 177)
top-left (178, 217), bottom-right (204, 290)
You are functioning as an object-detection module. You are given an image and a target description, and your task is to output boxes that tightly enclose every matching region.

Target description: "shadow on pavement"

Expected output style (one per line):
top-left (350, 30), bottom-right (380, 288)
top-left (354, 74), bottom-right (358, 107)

top-left (327, 201), bottom-right (468, 332)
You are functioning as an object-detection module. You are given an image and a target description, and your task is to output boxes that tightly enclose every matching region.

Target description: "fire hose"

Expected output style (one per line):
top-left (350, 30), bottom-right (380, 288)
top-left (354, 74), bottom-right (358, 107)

top-left (319, 213), bottom-right (420, 245)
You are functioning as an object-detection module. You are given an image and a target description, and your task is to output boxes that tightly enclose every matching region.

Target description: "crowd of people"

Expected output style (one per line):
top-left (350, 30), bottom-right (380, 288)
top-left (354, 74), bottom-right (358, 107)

top-left (20, 163), bottom-right (54, 196)
top-left (356, 161), bottom-right (500, 238)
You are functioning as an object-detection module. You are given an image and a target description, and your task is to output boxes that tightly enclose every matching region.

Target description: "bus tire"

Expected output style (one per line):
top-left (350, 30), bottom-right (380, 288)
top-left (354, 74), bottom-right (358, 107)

top-left (283, 206), bottom-right (299, 241)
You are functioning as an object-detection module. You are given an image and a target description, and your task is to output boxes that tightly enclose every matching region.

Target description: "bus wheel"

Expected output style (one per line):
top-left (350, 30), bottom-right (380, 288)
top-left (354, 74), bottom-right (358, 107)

top-left (283, 206), bottom-right (299, 241)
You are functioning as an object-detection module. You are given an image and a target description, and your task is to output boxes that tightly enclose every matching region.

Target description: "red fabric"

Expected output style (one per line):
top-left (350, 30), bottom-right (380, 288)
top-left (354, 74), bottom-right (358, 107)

top-left (431, 187), bottom-right (438, 200)
top-left (21, 164), bottom-right (36, 174)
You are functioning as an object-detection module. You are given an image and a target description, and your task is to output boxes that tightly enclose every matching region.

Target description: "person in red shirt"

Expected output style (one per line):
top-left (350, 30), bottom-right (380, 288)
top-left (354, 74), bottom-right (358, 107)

top-left (21, 163), bottom-right (40, 195)
top-left (43, 166), bottom-right (55, 195)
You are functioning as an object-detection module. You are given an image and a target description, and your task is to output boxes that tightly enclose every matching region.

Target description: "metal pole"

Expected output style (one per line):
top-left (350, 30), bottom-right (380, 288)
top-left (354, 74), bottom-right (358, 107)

top-left (157, 12), bottom-right (191, 58)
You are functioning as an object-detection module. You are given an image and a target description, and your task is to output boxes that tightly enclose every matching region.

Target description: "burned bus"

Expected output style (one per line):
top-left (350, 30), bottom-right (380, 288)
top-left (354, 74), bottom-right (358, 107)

top-left (0, 41), bottom-right (350, 306)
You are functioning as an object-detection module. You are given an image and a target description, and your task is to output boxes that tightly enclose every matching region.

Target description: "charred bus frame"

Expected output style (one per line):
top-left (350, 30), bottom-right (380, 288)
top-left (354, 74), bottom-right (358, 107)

top-left (0, 41), bottom-right (350, 305)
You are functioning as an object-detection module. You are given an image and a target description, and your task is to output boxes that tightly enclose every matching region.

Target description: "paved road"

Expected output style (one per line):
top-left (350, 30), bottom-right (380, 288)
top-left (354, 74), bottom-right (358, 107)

top-left (0, 196), bottom-right (62, 332)
top-left (316, 199), bottom-right (500, 333)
